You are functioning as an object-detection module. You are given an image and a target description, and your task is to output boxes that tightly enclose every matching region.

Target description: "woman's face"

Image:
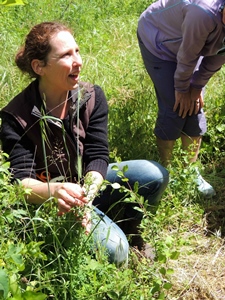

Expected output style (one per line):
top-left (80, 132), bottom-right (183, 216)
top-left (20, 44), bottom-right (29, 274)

top-left (40, 30), bottom-right (82, 92)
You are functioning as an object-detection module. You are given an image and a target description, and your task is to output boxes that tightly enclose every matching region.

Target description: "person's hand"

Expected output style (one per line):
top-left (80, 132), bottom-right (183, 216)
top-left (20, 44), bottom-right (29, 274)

top-left (173, 90), bottom-right (192, 118)
top-left (81, 202), bottom-right (92, 235)
top-left (190, 87), bottom-right (204, 115)
top-left (81, 171), bottom-right (104, 234)
top-left (55, 182), bottom-right (92, 233)
top-left (173, 88), bottom-right (203, 118)
top-left (55, 182), bottom-right (88, 214)
top-left (21, 178), bottom-right (92, 232)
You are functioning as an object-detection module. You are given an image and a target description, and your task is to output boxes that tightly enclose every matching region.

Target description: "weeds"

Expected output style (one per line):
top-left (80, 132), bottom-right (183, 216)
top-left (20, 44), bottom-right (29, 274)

top-left (1, 0), bottom-right (225, 299)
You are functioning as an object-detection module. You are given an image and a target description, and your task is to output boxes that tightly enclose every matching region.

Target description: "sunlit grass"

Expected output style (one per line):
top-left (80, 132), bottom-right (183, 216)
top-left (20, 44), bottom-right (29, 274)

top-left (1, 0), bottom-right (225, 299)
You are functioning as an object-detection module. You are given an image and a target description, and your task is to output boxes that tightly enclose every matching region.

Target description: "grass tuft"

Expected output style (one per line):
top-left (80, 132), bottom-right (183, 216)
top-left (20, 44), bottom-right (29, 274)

top-left (1, 0), bottom-right (225, 299)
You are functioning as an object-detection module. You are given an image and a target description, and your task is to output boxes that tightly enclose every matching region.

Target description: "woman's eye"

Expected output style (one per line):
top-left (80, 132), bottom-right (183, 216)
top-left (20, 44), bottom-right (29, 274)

top-left (62, 49), bottom-right (79, 58)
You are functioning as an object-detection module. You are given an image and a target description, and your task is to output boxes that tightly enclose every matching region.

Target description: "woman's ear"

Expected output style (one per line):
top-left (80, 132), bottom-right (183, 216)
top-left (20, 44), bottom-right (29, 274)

top-left (31, 59), bottom-right (44, 76)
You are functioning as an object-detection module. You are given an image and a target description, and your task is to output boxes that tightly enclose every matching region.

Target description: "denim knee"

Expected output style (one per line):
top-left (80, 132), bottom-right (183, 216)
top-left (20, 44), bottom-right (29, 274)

top-left (143, 160), bottom-right (169, 206)
top-left (91, 207), bottom-right (129, 265)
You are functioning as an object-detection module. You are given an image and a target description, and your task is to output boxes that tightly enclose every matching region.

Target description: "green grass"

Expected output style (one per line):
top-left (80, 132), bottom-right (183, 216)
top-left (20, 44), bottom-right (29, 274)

top-left (1, 0), bottom-right (225, 299)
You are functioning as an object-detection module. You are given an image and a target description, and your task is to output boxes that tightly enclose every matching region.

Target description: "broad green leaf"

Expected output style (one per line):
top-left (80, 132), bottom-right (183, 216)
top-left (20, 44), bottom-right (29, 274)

top-left (116, 171), bottom-right (124, 177)
top-left (11, 209), bottom-right (27, 218)
top-left (111, 165), bottom-right (119, 171)
top-left (166, 268), bottom-right (174, 275)
top-left (6, 244), bottom-right (24, 270)
top-left (216, 124), bottom-right (225, 132)
top-left (0, 268), bottom-right (9, 299)
top-left (133, 181), bottom-right (139, 192)
top-left (23, 291), bottom-right (47, 300)
top-left (11, 254), bottom-right (23, 266)
top-left (9, 273), bottom-right (19, 297)
top-left (106, 291), bottom-right (119, 298)
top-left (170, 250), bottom-right (180, 260)
top-left (0, 162), bottom-right (10, 171)
top-left (158, 292), bottom-right (165, 299)
top-left (111, 182), bottom-right (121, 189)
top-left (159, 267), bottom-right (166, 275)
top-left (10, 291), bottom-right (47, 300)
top-left (163, 282), bottom-right (172, 290)
top-left (122, 164), bottom-right (128, 172)
top-left (10, 296), bottom-right (23, 300)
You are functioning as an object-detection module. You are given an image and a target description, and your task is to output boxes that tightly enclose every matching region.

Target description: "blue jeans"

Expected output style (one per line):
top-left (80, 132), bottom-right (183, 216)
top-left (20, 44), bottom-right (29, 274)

top-left (92, 159), bottom-right (169, 265)
top-left (91, 207), bottom-right (129, 266)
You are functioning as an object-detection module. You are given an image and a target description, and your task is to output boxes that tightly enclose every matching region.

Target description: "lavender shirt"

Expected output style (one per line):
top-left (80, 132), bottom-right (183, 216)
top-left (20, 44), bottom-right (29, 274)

top-left (138, 0), bottom-right (225, 92)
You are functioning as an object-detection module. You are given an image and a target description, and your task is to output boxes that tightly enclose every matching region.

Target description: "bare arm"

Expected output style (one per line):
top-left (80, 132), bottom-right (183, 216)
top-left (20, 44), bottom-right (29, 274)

top-left (21, 178), bottom-right (89, 212)
top-left (21, 170), bottom-right (104, 234)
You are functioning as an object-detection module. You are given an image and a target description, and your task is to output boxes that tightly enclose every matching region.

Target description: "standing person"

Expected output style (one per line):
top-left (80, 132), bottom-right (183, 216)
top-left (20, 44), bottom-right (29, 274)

top-left (0, 22), bottom-right (169, 263)
top-left (137, 0), bottom-right (225, 197)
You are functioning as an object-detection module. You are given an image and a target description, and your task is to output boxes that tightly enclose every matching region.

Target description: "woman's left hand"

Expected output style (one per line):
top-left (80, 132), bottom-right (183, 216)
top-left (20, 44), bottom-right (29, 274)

top-left (174, 88), bottom-right (203, 118)
top-left (81, 202), bottom-right (92, 235)
top-left (174, 90), bottom-right (192, 118)
top-left (189, 87), bottom-right (204, 115)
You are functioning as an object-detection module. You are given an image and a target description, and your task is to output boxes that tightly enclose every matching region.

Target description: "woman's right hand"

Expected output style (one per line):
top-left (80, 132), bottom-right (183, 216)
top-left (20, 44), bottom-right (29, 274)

top-left (21, 178), bottom-right (91, 233)
top-left (56, 183), bottom-right (92, 234)
top-left (173, 88), bottom-right (203, 118)
top-left (173, 90), bottom-right (192, 118)
top-left (55, 182), bottom-right (88, 214)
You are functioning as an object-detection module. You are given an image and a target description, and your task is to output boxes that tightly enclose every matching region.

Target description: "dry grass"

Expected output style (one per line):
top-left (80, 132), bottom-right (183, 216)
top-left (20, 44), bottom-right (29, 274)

top-left (166, 184), bottom-right (225, 300)
top-left (168, 239), bottom-right (225, 299)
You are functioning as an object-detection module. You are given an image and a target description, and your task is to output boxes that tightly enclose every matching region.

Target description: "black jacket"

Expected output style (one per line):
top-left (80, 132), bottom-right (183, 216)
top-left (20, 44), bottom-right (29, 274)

top-left (0, 79), bottom-right (109, 182)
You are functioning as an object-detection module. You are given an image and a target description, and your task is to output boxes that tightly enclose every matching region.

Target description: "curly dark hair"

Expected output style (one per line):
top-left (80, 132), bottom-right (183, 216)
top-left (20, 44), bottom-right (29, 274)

top-left (15, 21), bottom-right (72, 79)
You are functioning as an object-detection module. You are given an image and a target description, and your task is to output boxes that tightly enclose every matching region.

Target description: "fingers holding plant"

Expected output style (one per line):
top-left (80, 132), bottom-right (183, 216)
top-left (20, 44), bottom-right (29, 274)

top-left (56, 182), bottom-right (92, 233)
top-left (55, 182), bottom-right (88, 211)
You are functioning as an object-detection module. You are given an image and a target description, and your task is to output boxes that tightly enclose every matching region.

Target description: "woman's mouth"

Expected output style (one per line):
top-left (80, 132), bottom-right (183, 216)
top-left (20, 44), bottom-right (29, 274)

top-left (69, 73), bottom-right (79, 80)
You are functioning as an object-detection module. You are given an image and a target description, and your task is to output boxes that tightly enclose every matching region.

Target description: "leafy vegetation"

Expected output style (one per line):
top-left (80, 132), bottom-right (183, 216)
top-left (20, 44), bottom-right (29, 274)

top-left (1, 0), bottom-right (225, 299)
top-left (0, 0), bottom-right (25, 6)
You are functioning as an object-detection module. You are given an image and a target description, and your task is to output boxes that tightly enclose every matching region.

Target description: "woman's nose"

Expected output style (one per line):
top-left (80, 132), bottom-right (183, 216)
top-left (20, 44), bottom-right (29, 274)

top-left (72, 53), bottom-right (82, 66)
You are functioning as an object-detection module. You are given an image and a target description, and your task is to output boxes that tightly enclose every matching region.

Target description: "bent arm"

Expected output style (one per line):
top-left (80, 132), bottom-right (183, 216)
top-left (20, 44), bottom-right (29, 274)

top-left (21, 178), bottom-right (88, 214)
top-left (175, 6), bottom-right (218, 92)
top-left (22, 171), bottom-right (103, 206)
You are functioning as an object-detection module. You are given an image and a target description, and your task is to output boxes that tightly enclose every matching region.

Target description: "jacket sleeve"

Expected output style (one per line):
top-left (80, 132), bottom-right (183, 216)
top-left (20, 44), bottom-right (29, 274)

top-left (83, 85), bottom-right (109, 179)
top-left (174, 5), bottom-right (225, 92)
top-left (191, 55), bottom-right (225, 89)
top-left (0, 111), bottom-right (37, 181)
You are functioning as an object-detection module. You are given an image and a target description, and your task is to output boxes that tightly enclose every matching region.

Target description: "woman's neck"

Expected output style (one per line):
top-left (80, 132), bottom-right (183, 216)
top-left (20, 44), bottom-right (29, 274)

top-left (48, 99), bottom-right (70, 119)
top-left (39, 85), bottom-right (70, 119)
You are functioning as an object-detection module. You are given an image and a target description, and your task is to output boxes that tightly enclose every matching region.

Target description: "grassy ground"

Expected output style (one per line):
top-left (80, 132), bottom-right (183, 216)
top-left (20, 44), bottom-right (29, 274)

top-left (1, 0), bottom-right (225, 299)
